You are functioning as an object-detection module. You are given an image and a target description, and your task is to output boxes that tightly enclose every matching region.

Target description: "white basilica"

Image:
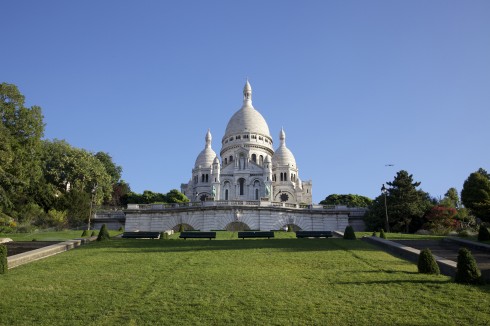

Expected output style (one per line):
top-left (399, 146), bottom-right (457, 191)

top-left (181, 81), bottom-right (312, 205)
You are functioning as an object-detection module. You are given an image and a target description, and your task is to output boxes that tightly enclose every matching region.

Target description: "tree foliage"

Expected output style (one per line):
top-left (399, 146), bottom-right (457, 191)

top-left (0, 244), bottom-right (7, 274)
top-left (320, 194), bottom-right (372, 207)
top-left (0, 83), bottom-right (44, 218)
top-left (124, 189), bottom-right (189, 205)
top-left (365, 170), bottom-right (433, 233)
top-left (461, 168), bottom-right (490, 222)
top-left (477, 225), bottom-right (490, 242)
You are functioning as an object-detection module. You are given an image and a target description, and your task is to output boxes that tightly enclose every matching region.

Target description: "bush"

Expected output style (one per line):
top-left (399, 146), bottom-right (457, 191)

top-left (0, 244), bottom-right (7, 274)
top-left (81, 230), bottom-right (88, 237)
top-left (91, 231), bottom-right (96, 237)
top-left (458, 230), bottom-right (470, 238)
top-left (178, 224), bottom-right (185, 233)
top-left (343, 225), bottom-right (356, 240)
top-left (372, 231), bottom-right (377, 237)
top-left (118, 226), bottom-right (124, 232)
top-left (379, 229), bottom-right (387, 239)
top-left (455, 248), bottom-right (481, 284)
top-left (287, 225), bottom-right (292, 232)
top-left (477, 225), bottom-right (490, 241)
top-left (417, 248), bottom-right (440, 275)
top-left (96, 224), bottom-right (110, 241)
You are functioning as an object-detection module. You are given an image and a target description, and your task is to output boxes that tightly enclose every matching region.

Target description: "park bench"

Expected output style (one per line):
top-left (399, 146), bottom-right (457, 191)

top-left (122, 231), bottom-right (161, 239)
top-left (238, 231), bottom-right (274, 239)
top-left (296, 231), bottom-right (333, 238)
top-left (179, 231), bottom-right (216, 240)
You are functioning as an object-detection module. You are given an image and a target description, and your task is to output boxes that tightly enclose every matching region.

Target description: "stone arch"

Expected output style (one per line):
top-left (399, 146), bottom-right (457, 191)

top-left (271, 214), bottom-right (309, 231)
top-left (172, 223), bottom-right (195, 232)
top-left (225, 221), bottom-right (251, 231)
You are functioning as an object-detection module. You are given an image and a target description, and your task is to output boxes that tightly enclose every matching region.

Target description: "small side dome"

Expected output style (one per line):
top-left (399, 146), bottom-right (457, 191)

top-left (272, 128), bottom-right (297, 167)
top-left (195, 130), bottom-right (217, 168)
top-left (213, 156), bottom-right (220, 164)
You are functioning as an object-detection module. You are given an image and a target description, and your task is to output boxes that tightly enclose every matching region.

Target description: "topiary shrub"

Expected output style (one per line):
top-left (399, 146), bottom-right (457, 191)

top-left (380, 229), bottom-right (387, 239)
top-left (417, 248), bottom-right (440, 275)
top-left (455, 247), bottom-right (481, 284)
top-left (372, 231), bottom-right (377, 237)
top-left (81, 230), bottom-right (88, 237)
top-left (477, 225), bottom-right (490, 241)
top-left (91, 231), bottom-right (96, 237)
top-left (343, 225), bottom-right (356, 240)
top-left (287, 225), bottom-right (292, 232)
top-left (97, 224), bottom-right (110, 241)
top-left (0, 244), bottom-right (7, 274)
top-left (178, 224), bottom-right (185, 233)
top-left (118, 226), bottom-right (124, 232)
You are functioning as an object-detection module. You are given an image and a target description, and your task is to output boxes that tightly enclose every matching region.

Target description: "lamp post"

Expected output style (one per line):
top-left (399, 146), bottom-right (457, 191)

top-left (381, 184), bottom-right (389, 232)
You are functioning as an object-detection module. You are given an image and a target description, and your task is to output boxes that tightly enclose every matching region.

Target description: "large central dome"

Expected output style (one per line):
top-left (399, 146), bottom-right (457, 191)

top-left (223, 80), bottom-right (271, 140)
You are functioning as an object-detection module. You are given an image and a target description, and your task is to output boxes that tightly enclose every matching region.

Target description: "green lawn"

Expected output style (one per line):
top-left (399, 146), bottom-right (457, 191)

top-left (0, 237), bottom-right (489, 325)
top-left (0, 229), bottom-right (121, 241)
top-left (356, 232), bottom-right (445, 240)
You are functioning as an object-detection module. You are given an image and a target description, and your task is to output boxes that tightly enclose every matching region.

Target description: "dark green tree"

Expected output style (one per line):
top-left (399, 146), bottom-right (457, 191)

top-left (320, 194), bottom-right (372, 207)
top-left (94, 152), bottom-right (122, 184)
top-left (0, 83), bottom-right (45, 220)
top-left (365, 170), bottom-right (433, 233)
top-left (461, 169), bottom-right (490, 222)
top-left (417, 248), bottom-right (440, 275)
top-left (97, 224), bottom-right (110, 241)
top-left (0, 244), bottom-right (7, 274)
top-left (343, 225), bottom-right (356, 240)
top-left (477, 225), bottom-right (490, 241)
top-left (455, 248), bottom-right (481, 284)
top-left (165, 189), bottom-right (189, 203)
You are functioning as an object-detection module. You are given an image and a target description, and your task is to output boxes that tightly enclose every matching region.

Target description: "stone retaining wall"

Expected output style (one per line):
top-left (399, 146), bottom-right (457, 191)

top-left (362, 236), bottom-right (457, 277)
top-left (7, 237), bottom-right (97, 269)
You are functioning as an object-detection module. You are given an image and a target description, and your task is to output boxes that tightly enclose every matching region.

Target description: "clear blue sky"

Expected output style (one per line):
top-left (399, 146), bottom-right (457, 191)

top-left (2, 1), bottom-right (489, 203)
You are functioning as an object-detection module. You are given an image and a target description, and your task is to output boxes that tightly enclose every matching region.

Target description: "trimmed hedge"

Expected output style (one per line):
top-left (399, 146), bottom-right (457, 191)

top-left (343, 225), bottom-right (356, 240)
top-left (96, 224), bottom-right (110, 241)
top-left (455, 248), bottom-right (481, 284)
top-left (478, 225), bottom-right (490, 242)
top-left (91, 231), bottom-right (96, 237)
top-left (417, 248), bottom-right (440, 275)
top-left (0, 244), bottom-right (7, 274)
top-left (379, 229), bottom-right (387, 239)
top-left (81, 230), bottom-right (88, 237)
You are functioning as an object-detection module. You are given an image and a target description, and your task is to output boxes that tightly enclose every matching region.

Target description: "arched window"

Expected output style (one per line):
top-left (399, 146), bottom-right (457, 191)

top-left (259, 155), bottom-right (264, 166)
top-left (291, 173), bottom-right (293, 182)
top-left (225, 189), bottom-right (229, 200)
top-left (255, 189), bottom-right (259, 200)
top-left (284, 173), bottom-right (287, 181)
top-left (224, 158), bottom-right (227, 165)
top-left (201, 174), bottom-right (205, 182)
top-left (239, 178), bottom-right (245, 196)
top-left (206, 174), bottom-right (209, 182)
top-left (252, 154), bottom-right (257, 163)
top-left (280, 173), bottom-right (283, 181)
top-left (239, 154), bottom-right (245, 170)
top-left (229, 155), bottom-right (233, 162)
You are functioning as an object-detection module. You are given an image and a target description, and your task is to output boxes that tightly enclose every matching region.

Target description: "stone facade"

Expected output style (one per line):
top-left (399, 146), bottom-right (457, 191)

top-left (181, 81), bottom-right (312, 205)
top-left (123, 202), bottom-right (358, 232)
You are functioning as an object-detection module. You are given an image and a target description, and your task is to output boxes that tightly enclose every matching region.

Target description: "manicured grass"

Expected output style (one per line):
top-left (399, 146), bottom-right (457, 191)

top-left (356, 232), bottom-right (445, 240)
top-left (0, 229), bottom-right (121, 241)
top-left (0, 237), bottom-right (489, 325)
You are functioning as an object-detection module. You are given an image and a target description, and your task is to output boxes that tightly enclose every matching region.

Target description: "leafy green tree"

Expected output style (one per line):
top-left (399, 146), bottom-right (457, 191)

top-left (0, 83), bottom-right (44, 220)
top-left (320, 194), bottom-right (372, 207)
top-left (461, 169), bottom-right (490, 222)
top-left (110, 180), bottom-right (131, 207)
top-left (440, 188), bottom-right (460, 208)
top-left (94, 152), bottom-right (122, 184)
top-left (165, 189), bottom-right (189, 203)
top-left (365, 170), bottom-right (433, 233)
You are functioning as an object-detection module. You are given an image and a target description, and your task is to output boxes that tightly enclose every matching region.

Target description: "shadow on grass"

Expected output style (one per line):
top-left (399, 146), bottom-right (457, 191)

top-left (330, 279), bottom-right (452, 286)
top-left (85, 238), bottom-right (381, 254)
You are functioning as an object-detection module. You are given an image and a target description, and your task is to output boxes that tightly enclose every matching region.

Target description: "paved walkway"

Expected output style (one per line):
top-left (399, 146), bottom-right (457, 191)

top-left (394, 239), bottom-right (490, 280)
